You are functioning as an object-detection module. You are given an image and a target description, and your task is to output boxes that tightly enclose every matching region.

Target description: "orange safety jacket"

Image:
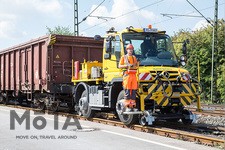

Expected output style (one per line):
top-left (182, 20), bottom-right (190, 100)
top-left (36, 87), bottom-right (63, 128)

top-left (119, 55), bottom-right (138, 90)
top-left (119, 55), bottom-right (138, 74)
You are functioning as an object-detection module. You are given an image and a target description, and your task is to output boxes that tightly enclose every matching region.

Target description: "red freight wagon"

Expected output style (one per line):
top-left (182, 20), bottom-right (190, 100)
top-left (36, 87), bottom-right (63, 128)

top-left (0, 35), bottom-right (103, 110)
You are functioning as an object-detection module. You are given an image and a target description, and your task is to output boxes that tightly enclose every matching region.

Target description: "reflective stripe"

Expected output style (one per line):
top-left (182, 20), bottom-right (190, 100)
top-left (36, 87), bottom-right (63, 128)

top-left (128, 69), bottom-right (137, 74)
top-left (139, 73), bottom-right (152, 80)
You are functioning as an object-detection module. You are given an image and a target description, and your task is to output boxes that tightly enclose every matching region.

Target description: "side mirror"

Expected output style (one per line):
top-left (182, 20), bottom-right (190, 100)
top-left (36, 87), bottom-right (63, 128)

top-left (182, 39), bottom-right (189, 55)
top-left (105, 41), bottom-right (112, 53)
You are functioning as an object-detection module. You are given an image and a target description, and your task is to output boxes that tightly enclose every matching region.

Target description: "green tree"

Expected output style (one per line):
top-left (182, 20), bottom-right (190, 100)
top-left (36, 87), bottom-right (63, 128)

top-left (172, 19), bottom-right (225, 103)
top-left (46, 25), bottom-right (73, 35)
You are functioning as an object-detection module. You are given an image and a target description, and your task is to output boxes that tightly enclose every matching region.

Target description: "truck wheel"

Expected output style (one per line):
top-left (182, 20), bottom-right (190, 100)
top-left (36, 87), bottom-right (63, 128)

top-left (116, 90), bottom-right (138, 126)
top-left (78, 90), bottom-right (95, 118)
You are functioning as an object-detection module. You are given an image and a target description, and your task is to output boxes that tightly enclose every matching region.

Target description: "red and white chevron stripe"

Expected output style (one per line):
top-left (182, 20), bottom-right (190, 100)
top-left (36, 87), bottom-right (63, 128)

top-left (139, 73), bottom-right (152, 80)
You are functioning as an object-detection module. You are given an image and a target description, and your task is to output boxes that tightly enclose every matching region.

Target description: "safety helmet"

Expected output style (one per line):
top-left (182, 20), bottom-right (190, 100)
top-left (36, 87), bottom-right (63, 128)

top-left (126, 44), bottom-right (134, 50)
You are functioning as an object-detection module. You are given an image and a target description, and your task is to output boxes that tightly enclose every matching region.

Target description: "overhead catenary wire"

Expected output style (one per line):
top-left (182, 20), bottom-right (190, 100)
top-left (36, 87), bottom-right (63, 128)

top-left (154, 2), bottom-right (225, 25)
top-left (80, 0), bottom-right (165, 32)
top-left (161, 13), bottom-right (202, 19)
top-left (186, 0), bottom-right (214, 27)
top-left (80, 1), bottom-right (224, 33)
top-left (78, 0), bottom-right (105, 25)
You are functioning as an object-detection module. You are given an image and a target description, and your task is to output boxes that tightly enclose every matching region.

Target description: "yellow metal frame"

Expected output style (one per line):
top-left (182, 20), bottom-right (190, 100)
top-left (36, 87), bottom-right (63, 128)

top-left (71, 59), bottom-right (103, 84)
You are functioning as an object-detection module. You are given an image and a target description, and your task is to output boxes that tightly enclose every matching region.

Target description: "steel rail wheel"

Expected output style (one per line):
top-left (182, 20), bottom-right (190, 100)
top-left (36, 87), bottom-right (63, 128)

top-left (78, 90), bottom-right (95, 118)
top-left (181, 109), bottom-right (194, 125)
top-left (116, 90), bottom-right (138, 126)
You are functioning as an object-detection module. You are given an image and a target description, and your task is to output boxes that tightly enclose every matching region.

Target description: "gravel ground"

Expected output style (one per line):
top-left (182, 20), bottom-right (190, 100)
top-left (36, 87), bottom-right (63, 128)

top-left (196, 115), bottom-right (225, 127)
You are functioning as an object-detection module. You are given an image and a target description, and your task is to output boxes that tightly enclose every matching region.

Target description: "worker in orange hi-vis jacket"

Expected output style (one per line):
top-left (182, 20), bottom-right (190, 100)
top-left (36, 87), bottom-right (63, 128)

top-left (119, 44), bottom-right (138, 108)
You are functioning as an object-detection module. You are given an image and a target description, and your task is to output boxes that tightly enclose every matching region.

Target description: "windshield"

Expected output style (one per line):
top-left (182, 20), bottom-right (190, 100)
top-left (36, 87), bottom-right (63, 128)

top-left (122, 33), bottom-right (178, 66)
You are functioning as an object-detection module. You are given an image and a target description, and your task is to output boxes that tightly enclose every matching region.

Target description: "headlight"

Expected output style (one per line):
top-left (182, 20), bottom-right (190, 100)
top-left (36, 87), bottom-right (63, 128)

top-left (181, 73), bottom-right (192, 82)
top-left (180, 55), bottom-right (187, 66)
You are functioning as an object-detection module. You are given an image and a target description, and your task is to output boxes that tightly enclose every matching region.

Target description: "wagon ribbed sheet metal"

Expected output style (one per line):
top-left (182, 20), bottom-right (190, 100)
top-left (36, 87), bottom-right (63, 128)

top-left (48, 35), bottom-right (103, 84)
top-left (0, 35), bottom-right (103, 93)
top-left (0, 35), bottom-right (49, 92)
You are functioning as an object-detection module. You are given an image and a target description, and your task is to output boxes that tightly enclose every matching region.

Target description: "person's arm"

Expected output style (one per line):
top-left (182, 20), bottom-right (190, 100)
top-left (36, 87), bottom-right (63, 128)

top-left (119, 64), bottom-right (129, 69)
top-left (119, 56), bottom-right (128, 69)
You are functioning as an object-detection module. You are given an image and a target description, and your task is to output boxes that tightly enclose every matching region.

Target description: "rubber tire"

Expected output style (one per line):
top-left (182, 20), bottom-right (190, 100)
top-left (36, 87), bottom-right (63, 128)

top-left (116, 90), bottom-right (138, 126)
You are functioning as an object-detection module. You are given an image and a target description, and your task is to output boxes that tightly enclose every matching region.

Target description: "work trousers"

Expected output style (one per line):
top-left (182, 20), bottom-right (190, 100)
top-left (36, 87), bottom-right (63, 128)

top-left (123, 73), bottom-right (137, 100)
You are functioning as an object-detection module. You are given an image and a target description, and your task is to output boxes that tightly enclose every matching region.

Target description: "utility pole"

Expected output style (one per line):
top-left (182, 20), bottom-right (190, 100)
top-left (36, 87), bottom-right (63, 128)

top-left (211, 0), bottom-right (219, 103)
top-left (74, 0), bottom-right (79, 36)
top-left (74, 0), bottom-right (105, 36)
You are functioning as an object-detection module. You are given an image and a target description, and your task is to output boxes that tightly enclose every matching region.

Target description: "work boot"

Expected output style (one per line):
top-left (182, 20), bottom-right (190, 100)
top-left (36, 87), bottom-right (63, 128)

top-left (122, 99), bottom-right (136, 108)
top-left (120, 99), bottom-right (136, 109)
top-left (128, 99), bottom-right (136, 108)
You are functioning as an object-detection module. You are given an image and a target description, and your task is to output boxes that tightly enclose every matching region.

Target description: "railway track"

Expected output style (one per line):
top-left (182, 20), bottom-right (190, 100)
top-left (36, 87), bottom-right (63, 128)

top-left (191, 108), bottom-right (225, 117)
top-left (1, 104), bottom-right (224, 149)
top-left (187, 103), bottom-right (225, 117)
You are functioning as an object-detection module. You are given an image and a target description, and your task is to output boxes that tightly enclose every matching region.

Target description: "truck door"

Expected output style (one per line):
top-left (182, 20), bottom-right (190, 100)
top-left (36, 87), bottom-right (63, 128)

top-left (103, 35), bottom-right (122, 81)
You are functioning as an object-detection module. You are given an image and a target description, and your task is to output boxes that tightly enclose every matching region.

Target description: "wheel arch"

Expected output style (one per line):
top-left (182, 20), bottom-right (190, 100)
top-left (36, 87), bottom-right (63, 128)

top-left (73, 82), bottom-right (89, 104)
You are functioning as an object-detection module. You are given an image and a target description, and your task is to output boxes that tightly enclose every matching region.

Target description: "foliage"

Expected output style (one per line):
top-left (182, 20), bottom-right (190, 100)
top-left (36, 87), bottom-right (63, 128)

top-left (46, 26), bottom-right (73, 36)
top-left (172, 19), bottom-right (225, 103)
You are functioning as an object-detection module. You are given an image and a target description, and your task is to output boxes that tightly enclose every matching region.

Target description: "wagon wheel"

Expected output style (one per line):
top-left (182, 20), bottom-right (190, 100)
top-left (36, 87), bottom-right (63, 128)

top-left (35, 97), bottom-right (46, 111)
top-left (0, 95), bottom-right (4, 104)
top-left (18, 97), bottom-right (24, 106)
top-left (67, 102), bottom-right (74, 113)
top-left (51, 99), bottom-right (60, 112)
top-left (38, 102), bottom-right (46, 111)
top-left (116, 90), bottom-right (138, 126)
top-left (78, 90), bottom-right (95, 118)
top-left (1, 94), bottom-right (9, 105)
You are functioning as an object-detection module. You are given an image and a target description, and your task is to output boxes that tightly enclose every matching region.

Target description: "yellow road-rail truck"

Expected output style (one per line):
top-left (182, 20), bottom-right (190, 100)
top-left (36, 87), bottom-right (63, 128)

top-left (71, 26), bottom-right (202, 125)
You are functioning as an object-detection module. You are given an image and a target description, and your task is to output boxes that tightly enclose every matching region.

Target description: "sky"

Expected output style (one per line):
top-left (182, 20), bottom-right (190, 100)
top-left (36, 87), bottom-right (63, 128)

top-left (0, 0), bottom-right (224, 50)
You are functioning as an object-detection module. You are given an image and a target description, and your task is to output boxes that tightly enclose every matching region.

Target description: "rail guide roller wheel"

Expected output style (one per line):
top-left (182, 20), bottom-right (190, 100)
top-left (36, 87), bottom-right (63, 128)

top-left (139, 111), bottom-right (155, 126)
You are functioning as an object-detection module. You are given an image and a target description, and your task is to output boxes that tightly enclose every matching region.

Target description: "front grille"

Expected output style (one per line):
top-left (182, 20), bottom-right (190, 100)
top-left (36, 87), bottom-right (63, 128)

top-left (149, 70), bottom-right (179, 81)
